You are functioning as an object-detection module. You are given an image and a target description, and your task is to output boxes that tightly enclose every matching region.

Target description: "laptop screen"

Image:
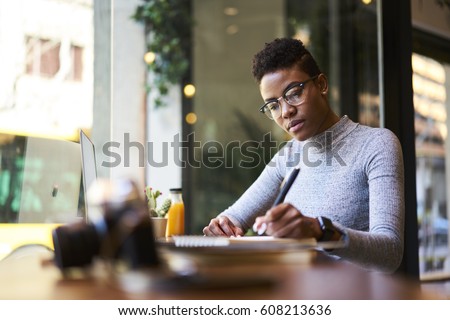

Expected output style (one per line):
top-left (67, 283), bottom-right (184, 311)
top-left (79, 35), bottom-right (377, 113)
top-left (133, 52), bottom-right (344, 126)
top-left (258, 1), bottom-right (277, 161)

top-left (16, 136), bottom-right (82, 223)
top-left (79, 130), bottom-right (97, 219)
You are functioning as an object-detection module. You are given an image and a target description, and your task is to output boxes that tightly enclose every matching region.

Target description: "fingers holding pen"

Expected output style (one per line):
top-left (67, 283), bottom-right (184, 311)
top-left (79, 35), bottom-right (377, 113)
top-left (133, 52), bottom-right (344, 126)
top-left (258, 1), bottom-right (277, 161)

top-left (253, 203), bottom-right (298, 235)
top-left (257, 203), bottom-right (314, 238)
top-left (265, 203), bottom-right (299, 221)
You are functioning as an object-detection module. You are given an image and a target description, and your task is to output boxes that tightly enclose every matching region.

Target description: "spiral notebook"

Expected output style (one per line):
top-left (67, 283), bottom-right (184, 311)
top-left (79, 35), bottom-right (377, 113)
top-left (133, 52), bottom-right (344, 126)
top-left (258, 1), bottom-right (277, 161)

top-left (159, 236), bottom-right (325, 267)
top-left (171, 235), bottom-right (317, 248)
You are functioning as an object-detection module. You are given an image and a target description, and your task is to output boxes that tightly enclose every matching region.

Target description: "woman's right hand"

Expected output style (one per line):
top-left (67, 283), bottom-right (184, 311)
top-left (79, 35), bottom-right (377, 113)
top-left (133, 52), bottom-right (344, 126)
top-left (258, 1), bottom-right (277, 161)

top-left (203, 216), bottom-right (244, 237)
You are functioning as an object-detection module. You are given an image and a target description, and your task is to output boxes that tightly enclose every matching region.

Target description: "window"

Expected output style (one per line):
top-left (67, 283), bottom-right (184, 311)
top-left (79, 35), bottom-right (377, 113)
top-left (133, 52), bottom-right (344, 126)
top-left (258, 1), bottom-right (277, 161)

top-left (187, 0), bottom-right (380, 233)
top-left (411, 0), bottom-right (450, 278)
top-left (413, 52), bottom-right (450, 277)
top-left (25, 36), bottom-right (84, 81)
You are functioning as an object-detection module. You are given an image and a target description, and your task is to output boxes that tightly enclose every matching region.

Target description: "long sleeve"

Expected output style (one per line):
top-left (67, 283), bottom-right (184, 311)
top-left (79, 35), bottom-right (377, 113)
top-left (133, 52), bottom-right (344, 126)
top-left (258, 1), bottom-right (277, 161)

top-left (331, 128), bottom-right (405, 273)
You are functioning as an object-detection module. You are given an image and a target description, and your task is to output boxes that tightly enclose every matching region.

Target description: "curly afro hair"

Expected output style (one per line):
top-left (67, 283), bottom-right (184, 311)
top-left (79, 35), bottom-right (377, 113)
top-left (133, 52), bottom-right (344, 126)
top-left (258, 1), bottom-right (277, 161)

top-left (252, 38), bottom-right (321, 84)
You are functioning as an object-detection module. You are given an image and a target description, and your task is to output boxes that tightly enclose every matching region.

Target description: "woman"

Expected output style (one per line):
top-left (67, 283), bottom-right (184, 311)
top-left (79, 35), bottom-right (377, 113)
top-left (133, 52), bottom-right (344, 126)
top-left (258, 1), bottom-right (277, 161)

top-left (203, 38), bottom-right (404, 273)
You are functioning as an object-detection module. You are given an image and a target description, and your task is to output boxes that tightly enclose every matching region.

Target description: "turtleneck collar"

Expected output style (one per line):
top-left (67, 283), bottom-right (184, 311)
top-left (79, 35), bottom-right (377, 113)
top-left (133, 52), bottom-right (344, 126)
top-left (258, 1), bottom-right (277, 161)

top-left (291, 115), bottom-right (358, 153)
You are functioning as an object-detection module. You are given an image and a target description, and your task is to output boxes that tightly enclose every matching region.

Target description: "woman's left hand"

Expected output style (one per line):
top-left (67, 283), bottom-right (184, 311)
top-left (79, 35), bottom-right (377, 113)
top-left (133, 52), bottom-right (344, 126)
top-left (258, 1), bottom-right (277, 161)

top-left (254, 203), bottom-right (323, 240)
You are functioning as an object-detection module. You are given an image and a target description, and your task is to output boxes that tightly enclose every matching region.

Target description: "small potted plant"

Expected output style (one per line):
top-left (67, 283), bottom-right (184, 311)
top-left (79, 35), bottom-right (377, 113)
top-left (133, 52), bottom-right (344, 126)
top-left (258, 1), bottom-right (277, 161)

top-left (145, 187), bottom-right (171, 238)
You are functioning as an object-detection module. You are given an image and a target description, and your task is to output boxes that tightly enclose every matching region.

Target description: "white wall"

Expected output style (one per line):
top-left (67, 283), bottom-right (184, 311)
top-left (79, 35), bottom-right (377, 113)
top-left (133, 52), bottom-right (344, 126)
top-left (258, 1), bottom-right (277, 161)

top-left (146, 83), bottom-right (183, 196)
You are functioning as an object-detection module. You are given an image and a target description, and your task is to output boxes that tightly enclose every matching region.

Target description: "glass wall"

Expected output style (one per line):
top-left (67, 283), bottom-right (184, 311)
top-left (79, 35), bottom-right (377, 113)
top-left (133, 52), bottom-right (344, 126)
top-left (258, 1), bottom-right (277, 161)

top-left (187, 0), bottom-right (380, 233)
top-left (413, 53), bottom-right (450, 277)
top-left (411, 0), bottom-right (450, 279)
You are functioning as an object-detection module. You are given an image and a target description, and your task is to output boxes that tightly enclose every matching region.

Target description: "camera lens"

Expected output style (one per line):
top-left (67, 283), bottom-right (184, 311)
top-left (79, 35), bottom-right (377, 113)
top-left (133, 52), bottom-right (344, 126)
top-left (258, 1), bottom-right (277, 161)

top-left (52, 179), bottom-right (161, 271)
top-left (52, 216), bottom-right (160, 270)
top-left (118, 219), bottom-right (160, 269)
top-left (52, 223), bottom-right (100, 270)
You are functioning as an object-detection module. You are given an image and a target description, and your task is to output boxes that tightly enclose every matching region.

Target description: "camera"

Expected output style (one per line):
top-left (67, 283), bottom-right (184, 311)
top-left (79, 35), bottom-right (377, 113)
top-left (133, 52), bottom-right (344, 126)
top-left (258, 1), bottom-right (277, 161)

top-left (52, 179), bottom-right (160, 271)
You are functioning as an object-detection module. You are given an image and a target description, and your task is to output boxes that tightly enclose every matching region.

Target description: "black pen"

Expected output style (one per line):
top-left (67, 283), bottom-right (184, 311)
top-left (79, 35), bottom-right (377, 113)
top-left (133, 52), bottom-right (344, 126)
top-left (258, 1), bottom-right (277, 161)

top-left (253, 165), bottom-right (301, 235)
top-left (272, 165), bottom-right (301, 207)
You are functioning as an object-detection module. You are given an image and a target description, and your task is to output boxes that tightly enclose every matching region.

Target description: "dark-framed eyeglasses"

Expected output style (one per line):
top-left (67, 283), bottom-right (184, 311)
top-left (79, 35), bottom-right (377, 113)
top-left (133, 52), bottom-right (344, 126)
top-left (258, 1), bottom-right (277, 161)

top-left (259, 75), bottom-right (319, 120)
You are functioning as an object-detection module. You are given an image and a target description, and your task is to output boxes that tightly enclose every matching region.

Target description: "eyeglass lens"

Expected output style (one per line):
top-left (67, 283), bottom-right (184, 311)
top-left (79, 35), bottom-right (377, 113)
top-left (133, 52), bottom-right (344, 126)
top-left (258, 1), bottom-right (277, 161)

top-left (264, 84), bottom-right (305, 119)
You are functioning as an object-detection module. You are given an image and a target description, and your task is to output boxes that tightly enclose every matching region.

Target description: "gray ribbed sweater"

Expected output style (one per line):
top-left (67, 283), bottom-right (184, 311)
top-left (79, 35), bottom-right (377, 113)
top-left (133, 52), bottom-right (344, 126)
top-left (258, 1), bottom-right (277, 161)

top-left (221, 116), bottom-right (405, 273)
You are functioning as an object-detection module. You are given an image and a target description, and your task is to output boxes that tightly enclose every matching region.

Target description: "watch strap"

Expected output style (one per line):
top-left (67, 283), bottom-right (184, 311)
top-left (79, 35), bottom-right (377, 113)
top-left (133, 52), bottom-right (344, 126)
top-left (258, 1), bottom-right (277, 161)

top-left (317, 216), bottom-right (339, 241)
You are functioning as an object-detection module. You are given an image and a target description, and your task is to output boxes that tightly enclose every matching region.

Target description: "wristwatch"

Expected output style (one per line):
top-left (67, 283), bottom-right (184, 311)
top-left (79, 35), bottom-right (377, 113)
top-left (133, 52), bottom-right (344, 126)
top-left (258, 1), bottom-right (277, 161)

top-left (317, 216), bottom-right (341, 241)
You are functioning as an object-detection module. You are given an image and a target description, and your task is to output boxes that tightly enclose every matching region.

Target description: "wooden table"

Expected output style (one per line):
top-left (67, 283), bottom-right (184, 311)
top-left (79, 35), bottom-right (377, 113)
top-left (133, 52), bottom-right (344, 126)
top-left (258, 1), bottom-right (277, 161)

top-left (0, 245), bottom-right (441, 300)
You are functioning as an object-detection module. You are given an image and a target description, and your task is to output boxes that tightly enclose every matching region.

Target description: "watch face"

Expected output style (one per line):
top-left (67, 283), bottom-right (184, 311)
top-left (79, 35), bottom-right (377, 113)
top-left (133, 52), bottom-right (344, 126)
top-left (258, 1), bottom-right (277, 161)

top-left (322, 229), bottom-right (335, 242)
top-left (318, 216), bottom-right (335, 241)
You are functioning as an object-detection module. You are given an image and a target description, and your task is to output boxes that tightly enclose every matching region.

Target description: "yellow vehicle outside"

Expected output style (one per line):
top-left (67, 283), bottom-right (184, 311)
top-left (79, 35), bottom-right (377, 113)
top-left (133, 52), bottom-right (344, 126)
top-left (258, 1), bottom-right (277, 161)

top-left (0, 224), bottom-right (59, 260)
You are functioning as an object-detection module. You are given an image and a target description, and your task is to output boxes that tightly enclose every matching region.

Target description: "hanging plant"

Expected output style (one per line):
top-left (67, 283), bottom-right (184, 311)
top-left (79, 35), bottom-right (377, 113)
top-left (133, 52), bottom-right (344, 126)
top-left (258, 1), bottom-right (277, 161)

top-left (133, 0), bottom-right (193, 108)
